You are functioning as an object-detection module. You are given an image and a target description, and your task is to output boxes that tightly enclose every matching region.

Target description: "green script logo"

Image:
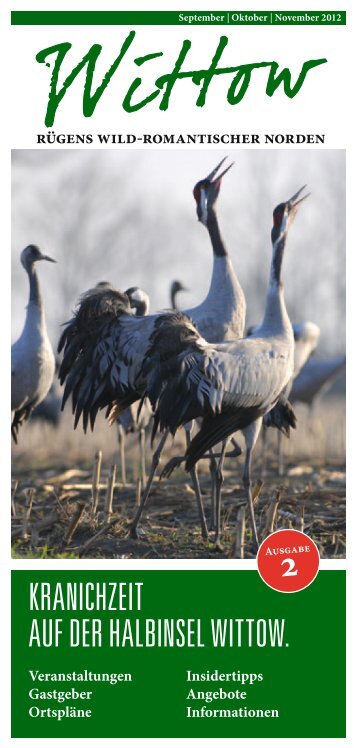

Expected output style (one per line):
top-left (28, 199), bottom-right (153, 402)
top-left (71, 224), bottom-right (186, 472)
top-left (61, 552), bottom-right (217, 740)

top-left (36, 31), bottom-right (328, 126)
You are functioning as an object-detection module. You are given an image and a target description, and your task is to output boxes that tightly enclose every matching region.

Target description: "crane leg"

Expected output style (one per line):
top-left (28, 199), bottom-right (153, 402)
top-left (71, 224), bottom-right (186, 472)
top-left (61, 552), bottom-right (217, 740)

top-left (210, 437), bottom-right (240, 531)
top-left (260, 424), bottom-right (268, 479)
top-left (139, 427), bottom-right (147, 488)
top-left (185, 429), bottom-right (208, 539)
top-left (189, 468), bottom-right (209, 540)
top-left (118, 424), bottom-right (126, 485)
top-left (277, 430), bottom-right (284, 476)
top-left (242, 447), bottom-right (259, 553)
top-left (129, 430), bottom-right (169, 538)
top-left (214, 439), bottom-right (228, 551)
top-left (209, 449), bottom-right (217, 531)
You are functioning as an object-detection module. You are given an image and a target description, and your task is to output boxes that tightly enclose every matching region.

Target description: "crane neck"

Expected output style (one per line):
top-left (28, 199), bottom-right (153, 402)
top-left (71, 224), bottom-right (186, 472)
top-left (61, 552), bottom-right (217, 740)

top-left (134, 300), bottom-right (148, 317)
top-left (27, 264), bottom-right (43, 306)
top-left (186, 203), bottom-right (246, 340)
top-left (206, 207), bottom-right (228, 257)
top-left (203, 208), bottom-right (246, 338)
top-left (271, 234), bottom-right (285, 285)
top-left (259, 235), bottom-right (292, 338)
top-left (170, 289), bottom-right (177, 310)
top-left (23, 264), bottom-right (48, 336)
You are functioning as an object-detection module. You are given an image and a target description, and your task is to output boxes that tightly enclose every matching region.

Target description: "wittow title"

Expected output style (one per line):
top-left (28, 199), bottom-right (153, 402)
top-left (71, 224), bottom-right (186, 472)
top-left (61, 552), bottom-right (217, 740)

top-left (35, 30), bottom-right (327, 126)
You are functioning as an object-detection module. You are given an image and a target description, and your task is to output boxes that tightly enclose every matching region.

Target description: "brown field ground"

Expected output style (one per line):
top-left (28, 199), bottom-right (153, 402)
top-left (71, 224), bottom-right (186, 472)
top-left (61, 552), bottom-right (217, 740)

top-left (11, 396), bottom-right (346, 559)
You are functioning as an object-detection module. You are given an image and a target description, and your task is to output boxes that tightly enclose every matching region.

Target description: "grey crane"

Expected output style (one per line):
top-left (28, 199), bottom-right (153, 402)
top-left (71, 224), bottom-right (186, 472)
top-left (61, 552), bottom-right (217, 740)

top-left (58, 282), bottom-right (209, 536)
top-left (11, 244), bottom-right (56, 443)
top-left (144, 187), bottom-right (308, 552)
top-left (58, 158), bottom-right (245, 539)
top-left (184, 159), bottom-right (246, 342)
top-left (117, 286), bottom-right (152, 486)
top-left (129, 156), bottom-right (247, 534)
top-left (87, 282), bottom-right (152, 484)
top-left (291, 354), bottom-right (346, 408)
top-left (170, 280), bottom-right (188, 310)
top-left (125, 286), bottom-right (150, 317)
top-left (292, 322), bottom-right (321, 378)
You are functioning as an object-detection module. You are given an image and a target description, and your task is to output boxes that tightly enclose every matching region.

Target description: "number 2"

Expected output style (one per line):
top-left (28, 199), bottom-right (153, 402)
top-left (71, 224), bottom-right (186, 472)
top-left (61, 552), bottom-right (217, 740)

top-left (281, 558), bottom-right (298, 576)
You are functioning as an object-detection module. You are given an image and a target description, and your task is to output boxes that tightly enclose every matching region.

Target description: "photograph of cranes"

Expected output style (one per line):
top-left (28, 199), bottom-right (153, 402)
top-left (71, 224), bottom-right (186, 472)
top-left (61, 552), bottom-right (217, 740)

top-left (11, 149), bottom-right (345, 559)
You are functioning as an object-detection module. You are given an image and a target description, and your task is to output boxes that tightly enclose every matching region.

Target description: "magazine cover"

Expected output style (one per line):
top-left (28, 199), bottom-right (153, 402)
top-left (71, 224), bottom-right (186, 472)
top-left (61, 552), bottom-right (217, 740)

top-left (2, 0), bottom-right (351, 744)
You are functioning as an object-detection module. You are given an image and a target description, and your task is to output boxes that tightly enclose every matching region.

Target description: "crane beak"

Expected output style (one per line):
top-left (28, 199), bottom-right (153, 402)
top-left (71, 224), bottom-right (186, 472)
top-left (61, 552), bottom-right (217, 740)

top-left (41, 254), bottom-right (57, 263)
top-left (206, 157), bottom-right (234, 184)
top-left (288, 185), bottom-right (311, 212)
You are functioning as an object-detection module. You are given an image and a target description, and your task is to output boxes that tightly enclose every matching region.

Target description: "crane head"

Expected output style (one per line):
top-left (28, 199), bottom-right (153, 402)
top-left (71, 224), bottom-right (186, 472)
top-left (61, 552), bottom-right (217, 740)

top-left (171, 280), bottom-right (188, 295)
top-left (95, 280), bottom-right (115, 290)
top-left (20, 244), bottom-right (56, 271)
top-left (271, 185), bottom-right (310, 245)
top-left (193, 157), bottom-right (234, 226)
top-left (125, 286), bottom-right (150, 317)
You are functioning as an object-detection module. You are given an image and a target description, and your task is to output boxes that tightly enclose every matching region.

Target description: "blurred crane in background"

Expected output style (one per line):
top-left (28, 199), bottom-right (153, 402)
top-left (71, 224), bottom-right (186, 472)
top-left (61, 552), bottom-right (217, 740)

top-left (291, 354), bottom-right (346, 409)
top-left (170, 280), bottom-right (188, 310)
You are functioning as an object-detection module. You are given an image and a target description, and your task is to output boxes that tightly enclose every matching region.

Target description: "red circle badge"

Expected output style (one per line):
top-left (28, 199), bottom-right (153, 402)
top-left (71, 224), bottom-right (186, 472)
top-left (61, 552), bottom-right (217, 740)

top-left (257, 529), bottom-right (320, 593)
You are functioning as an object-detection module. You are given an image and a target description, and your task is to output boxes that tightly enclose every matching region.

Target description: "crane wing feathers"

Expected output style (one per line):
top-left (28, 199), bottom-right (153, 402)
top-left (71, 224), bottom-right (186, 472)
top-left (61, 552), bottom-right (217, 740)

top-left (58, 285), bottom-right (158, 430)
top-left (146, 333), bottom-right (293, 437)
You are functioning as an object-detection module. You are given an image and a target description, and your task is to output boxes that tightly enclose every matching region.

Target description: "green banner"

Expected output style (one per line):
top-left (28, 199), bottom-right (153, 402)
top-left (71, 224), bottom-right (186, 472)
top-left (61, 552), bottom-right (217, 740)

top-left (12, 570), bottom-right (345, 738)
top-left (11, 10), bottom-right (346, 26)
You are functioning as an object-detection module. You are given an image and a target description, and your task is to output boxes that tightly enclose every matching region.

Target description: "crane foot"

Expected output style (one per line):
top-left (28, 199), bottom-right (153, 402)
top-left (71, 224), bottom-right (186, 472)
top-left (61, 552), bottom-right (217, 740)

top-left (128, 525), bottom-right (146, 540)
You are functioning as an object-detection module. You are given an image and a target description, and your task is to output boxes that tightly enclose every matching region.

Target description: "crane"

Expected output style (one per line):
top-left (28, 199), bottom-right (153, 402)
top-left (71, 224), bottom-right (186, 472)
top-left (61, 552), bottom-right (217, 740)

top-left (58, 158), bottom-right (246, 539)
top-left (129, 156), bottom-right (247, 535)
top-left (58, 280), bottom-right (209, 535)
top-left (292, 322), bottom-right (320, 377)
top-left (184, 158), bottom-right (246, 342)
top-left (291, 354), bottom-right (346, 408)
top-left (125, 286), bottom-right (150, 317)
top-left (12, 244), bottom-right (56, 443)
top-left (144, 187), bottom-right (308, 552)
top-left (170, 280), bottom-right (188, 310)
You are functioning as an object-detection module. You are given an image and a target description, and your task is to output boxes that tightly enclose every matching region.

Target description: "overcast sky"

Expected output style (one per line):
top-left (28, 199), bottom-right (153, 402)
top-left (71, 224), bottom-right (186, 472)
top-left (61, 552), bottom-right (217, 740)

top-left (12, 148), bottom-right (345, 356)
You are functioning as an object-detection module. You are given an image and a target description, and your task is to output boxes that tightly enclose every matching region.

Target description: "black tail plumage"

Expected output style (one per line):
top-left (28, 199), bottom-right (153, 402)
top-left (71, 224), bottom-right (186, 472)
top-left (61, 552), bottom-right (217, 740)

top-left (11, 404), bottom-right (33, 444)
top-left (185, 405), bottom-right (265, 472)
top-left (264, 398), bottom-right (297, 437)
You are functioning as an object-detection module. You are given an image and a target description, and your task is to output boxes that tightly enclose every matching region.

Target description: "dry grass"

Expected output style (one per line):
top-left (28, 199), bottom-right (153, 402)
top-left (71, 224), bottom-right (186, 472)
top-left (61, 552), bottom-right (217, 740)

top-left (11, 396), bottom-right (346, 560)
